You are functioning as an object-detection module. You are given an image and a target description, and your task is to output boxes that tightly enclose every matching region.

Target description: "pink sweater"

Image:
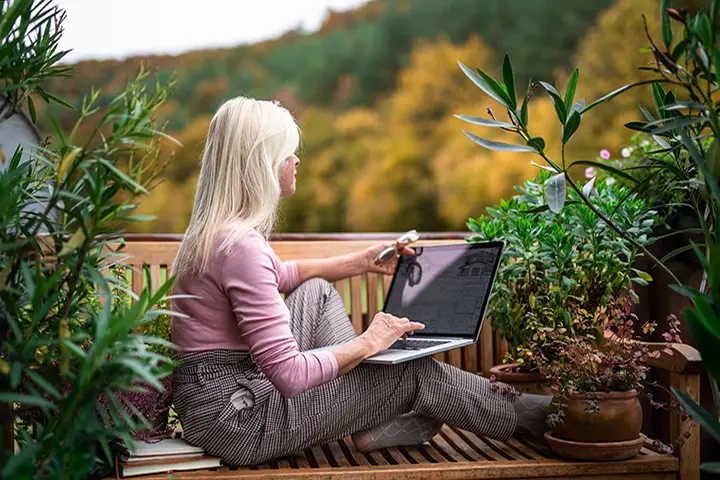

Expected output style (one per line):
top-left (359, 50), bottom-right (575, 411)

top-left (171, 230), bottom-right (339, 397)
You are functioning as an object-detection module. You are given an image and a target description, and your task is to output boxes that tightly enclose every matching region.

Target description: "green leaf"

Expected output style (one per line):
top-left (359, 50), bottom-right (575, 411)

top-left (671, 39), bottom-right (689, 61)
top-left (691, 295), bottom-right (720, 342)
top-left (527, 137), bottom-right (546, 152)
top-left (701, 463), bottom-right (720, 473)
top-left (568, 160), bottom-right (640, 184)
top-left (696, 11), bottom-right (713, 49)
top-left (651, 116), bottom-right (707, 134)
top-left (685, 307), bottom-right (720, 381)
top-left (40, 90), bottom-right (76, 110)
top-left (652, 82), bottom-right (666, 118)
top-left (454, 115), bottom-right (515, 129)
top-left (672, 388), bottom-right (720, 443)
top-left (462, 131), bottom-right (536, 153)
top-left (564, 68), bottom-right (579, 109)
top-left (457, 61), bottom-right (509, 107)
top-left (25, 370), bottom-right (61, 400)
top-left (477, 68), bottom-right (514, 108)
top-left (661, 0), bottom-right (673, 48)
top-left (0, 393), bottom-right (57, 410)
top-left (562, 110), bottom-right (581, 144)
top-left (631, 277), bottom-right (649, 287)
top-left (681, 131), bottom-right (720, 202)
top-left (631, 268), bottom-right (652, 282)
top-left (714, 49), bottom-right (720, 92)
top-left (705, 139), bottom-right (720, 181)
top-left (625, 121), bottom-right (653, 133)
top-left (582, 80), bottom-right (658, 113)
top-left (27, 96), bottom-right (36, 123)
top-left (502, 54), bottom-right (517, 109)
top-left (545, 173), bottom-right (566, 214)
top-left (660, 244), bottom-right (700, 263)
top-left (539, 81), bottom-right (567, 122)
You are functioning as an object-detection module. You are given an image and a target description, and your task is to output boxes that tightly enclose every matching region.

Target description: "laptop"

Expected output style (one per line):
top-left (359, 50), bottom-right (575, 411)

top-left (362, 241), bottom-right (504, 364)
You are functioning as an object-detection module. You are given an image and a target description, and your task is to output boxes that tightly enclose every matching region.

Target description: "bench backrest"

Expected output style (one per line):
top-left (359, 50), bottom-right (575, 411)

top-left (121, 233), bottom-right (507, 374)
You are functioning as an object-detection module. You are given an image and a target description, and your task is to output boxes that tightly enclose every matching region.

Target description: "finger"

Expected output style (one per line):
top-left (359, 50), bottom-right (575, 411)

top-left (410, 321), bottom-right (425, 331)
top-left (398, 247), bottom-right (415, 256)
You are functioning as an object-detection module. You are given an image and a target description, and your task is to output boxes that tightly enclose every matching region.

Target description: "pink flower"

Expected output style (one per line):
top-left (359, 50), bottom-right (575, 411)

top-left (600, 149), bottom-right (611, 160)
top-left (585, 167), bottom-right (596, 179)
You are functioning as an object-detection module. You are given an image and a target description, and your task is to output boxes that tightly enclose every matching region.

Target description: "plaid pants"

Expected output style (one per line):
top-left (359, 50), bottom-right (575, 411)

top-left (172, 278), bottom-right (517, 466)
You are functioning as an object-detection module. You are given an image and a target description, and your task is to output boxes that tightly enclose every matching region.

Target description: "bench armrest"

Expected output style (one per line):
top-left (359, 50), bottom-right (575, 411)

top-left (642, 341), bottom-right (703, 374)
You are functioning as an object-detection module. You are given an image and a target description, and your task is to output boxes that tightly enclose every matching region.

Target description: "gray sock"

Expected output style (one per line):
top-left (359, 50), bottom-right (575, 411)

top-left (352, 412), bottom-right (443, 452)
top-left (513, 393), bottom-right (552, 440)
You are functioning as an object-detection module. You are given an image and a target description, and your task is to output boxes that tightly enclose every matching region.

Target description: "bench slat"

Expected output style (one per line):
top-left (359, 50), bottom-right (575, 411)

top-left (349, 276), bottom-right (362, 334)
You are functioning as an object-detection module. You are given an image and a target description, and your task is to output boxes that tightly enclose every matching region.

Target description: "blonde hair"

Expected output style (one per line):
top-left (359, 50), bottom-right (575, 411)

top-left (172, 97), bottom-right (299, 279)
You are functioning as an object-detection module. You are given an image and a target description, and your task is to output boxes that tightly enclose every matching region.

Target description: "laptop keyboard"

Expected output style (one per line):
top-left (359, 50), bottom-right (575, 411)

top-left (388, 339), bottom-right (450, 351)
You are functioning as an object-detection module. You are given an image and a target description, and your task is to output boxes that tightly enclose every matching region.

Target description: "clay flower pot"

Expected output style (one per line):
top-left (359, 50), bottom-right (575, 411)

top-left (489, 363), bottom-right (551, 395)
top-left (552, 389), bottom-right (643, 443)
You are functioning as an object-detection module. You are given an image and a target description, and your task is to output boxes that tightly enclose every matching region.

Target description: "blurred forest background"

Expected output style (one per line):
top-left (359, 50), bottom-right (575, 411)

top-left (35, 0), bottom-right (707, 233)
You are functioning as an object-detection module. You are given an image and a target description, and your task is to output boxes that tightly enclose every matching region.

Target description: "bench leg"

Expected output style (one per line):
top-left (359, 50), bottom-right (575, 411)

top-left (670, 372), bottom-right (700, 480)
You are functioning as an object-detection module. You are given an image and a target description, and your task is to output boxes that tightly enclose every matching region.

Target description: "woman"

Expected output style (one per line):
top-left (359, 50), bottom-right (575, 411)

top-left (171, 97), bottom-right (549, 466)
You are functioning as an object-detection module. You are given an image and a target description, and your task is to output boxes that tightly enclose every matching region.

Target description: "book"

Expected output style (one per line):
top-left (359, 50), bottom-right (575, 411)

top-left (116, 437), bottom-right (222, 477)
top-left (119, 456), bottom-right (222, 477)
top-left (127, 438), bottom-right (204, 458)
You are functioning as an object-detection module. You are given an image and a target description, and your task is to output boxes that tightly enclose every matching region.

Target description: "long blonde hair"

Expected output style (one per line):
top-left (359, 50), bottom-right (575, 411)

top-left (172, 97), bottom-right (299, 279)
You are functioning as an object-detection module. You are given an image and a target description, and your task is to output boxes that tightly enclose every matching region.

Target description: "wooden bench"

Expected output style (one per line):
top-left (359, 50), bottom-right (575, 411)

top-left (118, 233), bottom-right (701, 480)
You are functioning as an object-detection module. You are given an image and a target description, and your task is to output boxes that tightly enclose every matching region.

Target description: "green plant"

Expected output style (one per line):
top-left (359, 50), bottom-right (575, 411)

top-left (468, 175), bottom-right (655, 372)
top-left (458, 0), bottom-right (720, 470)
top-left (0, 1), bottom-right (181, 478)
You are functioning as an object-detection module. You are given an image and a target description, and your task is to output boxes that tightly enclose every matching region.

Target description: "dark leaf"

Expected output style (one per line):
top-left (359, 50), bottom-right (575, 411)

top-left (0, 393), bottom-right (56, 410)
top-left (562, 110), bottom-right (581, 144)
top-left (639, 104), bottom-right (656, 123)
top-left (27, 95), bottom-right (36, 123)
top-left (672, 388), bottom-right (720, 443)
top-left (540, 81), bottom-right (567, 122)
top-left (660, 244), bottom-right (702, 263)
top-left (671, 38), bottom-right (688, 61)
top-left (652, 82), bottom-right (666, 118)
top-left (527, 137), bottom-right (546, 152)
top-left (662, 0), bottom-right (673, 48)
top-left (477, 68), bottom-right (514, 108)
top-left (685, 307), bottom-right (720, 382)
top-left (462, 131), bottom-right (536, 152)
top-left (502, 54), bottom-right (517, 109)
top-left (582, 80), bottom-right (659, 113)
top-left (714, 49), bottom-right (720, 91)
top-left (458, 61), bottom-right (509, 107)
top-left (564, 68), bottom-right (579, 109)
top-left (651, 115), bottom-right (707, 134)
top-left (625, 121), bottom-right (653, 133)
top-left (701, 463), bottom-right (720, 473)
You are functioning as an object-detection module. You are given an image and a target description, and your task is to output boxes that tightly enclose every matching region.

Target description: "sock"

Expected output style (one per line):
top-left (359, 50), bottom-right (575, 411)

top-left (352, 412), bottom-right (443, 452)
top-left (513, 393), bottom-right (552, 440)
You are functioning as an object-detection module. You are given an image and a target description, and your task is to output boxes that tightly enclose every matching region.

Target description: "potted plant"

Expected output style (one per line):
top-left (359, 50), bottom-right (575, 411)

top-left (535, 301), bottom-right (683, 460)
top-left (468, 175), bottom-right (656, 394)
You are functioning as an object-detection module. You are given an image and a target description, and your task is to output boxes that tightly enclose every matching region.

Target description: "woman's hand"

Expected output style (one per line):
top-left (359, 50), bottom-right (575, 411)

top-left (360, 312), bottom-right (425, 353)
top-left (363, 243), bottom-right (415, 276)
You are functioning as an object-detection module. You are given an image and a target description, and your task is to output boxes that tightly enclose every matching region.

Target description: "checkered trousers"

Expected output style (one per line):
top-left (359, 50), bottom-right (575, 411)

top-left (172, 278), bottom-right (517, 466)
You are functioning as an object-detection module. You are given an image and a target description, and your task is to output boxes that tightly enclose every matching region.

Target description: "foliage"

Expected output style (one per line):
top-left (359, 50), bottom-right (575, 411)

top-left (0, 1), bottom-right (179, 478)
top-left (468, 175), bottom-right (655, 372)
top-left (460, 0), bottom-right (720, 470)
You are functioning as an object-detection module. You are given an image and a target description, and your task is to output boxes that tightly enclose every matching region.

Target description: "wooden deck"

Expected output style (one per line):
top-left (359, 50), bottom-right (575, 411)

top-left (136, 426), bottom-right (678, 480)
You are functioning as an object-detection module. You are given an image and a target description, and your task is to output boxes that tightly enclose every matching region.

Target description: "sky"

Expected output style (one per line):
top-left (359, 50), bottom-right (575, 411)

top-left (55, 0), bottom-right (370, 63)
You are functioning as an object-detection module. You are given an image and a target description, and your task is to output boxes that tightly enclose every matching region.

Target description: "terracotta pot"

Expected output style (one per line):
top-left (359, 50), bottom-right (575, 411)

top-left (552, 389), bottom-right (642, 443)
top-left (489, 364), bottom-right (551, 395)
top-left (545, 432), bottom-right (646, 461)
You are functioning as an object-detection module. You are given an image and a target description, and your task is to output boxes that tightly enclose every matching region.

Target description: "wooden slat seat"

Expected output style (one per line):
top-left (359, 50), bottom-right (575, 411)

top-left (137, 426), bottom-right (679, 479)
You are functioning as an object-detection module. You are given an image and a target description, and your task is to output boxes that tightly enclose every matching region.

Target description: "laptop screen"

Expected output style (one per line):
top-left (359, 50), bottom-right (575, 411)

top-left (382, 242), bottom-right (503, 338)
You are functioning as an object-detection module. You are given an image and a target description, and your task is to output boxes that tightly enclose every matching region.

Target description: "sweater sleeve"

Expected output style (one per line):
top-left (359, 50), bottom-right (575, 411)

top-left (275, 258), bottom-right (300, 294)
top-left (221, 236), bottom-right (338, 398)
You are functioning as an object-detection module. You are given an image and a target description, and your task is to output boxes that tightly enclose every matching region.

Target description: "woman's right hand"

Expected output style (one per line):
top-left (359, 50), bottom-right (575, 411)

top-left (361, 312), bottom-right (425, 354)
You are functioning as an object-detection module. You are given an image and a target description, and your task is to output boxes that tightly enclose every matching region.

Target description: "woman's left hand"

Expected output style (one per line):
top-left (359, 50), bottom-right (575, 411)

top-left (363, 243), bottom-right (415, 276)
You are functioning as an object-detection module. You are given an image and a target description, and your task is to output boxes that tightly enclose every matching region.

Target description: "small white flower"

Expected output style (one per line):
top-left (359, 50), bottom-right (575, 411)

top-left (606, 177), bottom-right (616, 186)
top-left (641, 140), bottom-right (650, 147)
top-left (621, 147), bottom-right (631, 158)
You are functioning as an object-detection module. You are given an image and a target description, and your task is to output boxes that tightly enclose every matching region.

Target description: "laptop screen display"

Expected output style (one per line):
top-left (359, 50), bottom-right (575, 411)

top-left (382, 242), bottom-right (503, 338)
